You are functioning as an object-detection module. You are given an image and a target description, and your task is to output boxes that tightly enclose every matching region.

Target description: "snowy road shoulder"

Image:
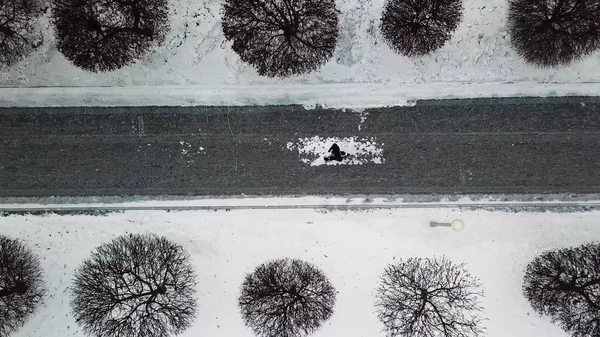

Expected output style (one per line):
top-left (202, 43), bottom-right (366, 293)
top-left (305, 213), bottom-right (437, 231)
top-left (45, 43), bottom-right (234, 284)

top-left (3, 195), bottom-right (600, 211)
top-left (2, 82), bottom-right (600, 108)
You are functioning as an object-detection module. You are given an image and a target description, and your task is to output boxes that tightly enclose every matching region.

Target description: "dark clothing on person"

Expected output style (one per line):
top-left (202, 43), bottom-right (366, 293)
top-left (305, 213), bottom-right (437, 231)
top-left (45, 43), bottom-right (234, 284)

top-left (325, 143), bottom-right (348, 162)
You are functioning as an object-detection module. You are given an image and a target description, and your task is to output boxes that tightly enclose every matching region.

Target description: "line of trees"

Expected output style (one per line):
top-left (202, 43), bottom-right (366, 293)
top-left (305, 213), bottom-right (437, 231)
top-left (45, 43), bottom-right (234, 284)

top-left (1, 0), bottom-right (599, 74)
top-left (4, 230), bottom-right (600, 337)
top-left (238, 255), bottom-right (487, 337)
top-left (2, 232), bottom-right (487, 337)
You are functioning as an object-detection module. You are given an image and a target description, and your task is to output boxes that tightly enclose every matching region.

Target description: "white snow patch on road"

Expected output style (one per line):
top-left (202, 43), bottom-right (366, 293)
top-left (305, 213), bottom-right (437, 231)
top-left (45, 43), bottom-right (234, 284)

top-left (179, 141), bottom-right (205, 155)
top-left (179, 141), bottom-right (205, 167)
top-left (357, 111), bottom-right (369, 130)
top-left (286, 136), bottom-right (384, 166)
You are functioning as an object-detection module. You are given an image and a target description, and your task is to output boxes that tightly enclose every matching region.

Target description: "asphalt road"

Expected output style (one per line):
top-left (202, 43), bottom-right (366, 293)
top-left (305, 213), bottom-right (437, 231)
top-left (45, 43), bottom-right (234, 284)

top-left (1, 97), bottom-right (599, 197)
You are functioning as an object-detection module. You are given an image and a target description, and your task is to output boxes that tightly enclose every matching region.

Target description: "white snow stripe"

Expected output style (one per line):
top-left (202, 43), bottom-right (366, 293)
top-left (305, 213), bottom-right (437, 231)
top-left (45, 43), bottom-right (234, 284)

top-left (2, 199), bottom-right (600, 211)
top-left (0, 82), bottom-right (599, 109)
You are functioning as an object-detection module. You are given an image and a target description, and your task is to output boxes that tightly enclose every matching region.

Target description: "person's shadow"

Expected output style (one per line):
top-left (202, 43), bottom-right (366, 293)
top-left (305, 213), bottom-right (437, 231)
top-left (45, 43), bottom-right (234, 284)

top-left (324, 143), bottom-right (350, 162)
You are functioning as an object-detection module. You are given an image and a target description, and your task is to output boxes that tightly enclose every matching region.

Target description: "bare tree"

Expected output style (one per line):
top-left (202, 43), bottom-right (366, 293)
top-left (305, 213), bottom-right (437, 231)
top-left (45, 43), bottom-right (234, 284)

top-left (238, 258), bottom-right (337, 337)
top-left (507, 0), bottom-right (600, 67)
top-left (380, 0), bottom-right (463, 56)
top-left (70, 233), bottom-right (197, 337)
top-left (221, 0), bottom-right (339, 78)
top-left (51, 0), bottom-right (169, 72)
top-left (523, 242), bottom-right (600, 337)
top-left (0, 0), bottom-right (45, 67)
top-left (0, 235), bottom-right (45, 337)
top-left (374, 256), bottom-right (485, 337)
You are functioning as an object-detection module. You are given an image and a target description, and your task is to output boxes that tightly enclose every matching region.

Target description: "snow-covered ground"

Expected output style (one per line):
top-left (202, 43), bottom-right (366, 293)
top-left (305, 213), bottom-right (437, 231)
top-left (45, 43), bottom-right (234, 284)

top-left (1, 0), bottom-right (600, 107)
top-left (3, 207), bottom-right (599, 337)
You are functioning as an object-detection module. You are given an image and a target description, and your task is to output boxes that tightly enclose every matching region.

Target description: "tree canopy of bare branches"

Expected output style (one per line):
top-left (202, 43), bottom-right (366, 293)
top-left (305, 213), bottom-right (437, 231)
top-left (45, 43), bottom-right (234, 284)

top-left (374, 256), bottom-right (485, 337)
top-left (238, 258), bottom-right (337, 337)
top-left (380, 0), bottom-right (463, 56)
top-left (507, 0), bottom-right (600, 67)
top-left (221, 0), bottom-right (339, 78)
top-left (51, 0), bottom-right (169, 72)
top-left (523, 242), bottom-right (600, 337)
top-left (0, 235), bottom-right (45, 337)
top-left (70, 233), bottom-right (197, 337)
top-left (0, 0), bottom-right (45, 67)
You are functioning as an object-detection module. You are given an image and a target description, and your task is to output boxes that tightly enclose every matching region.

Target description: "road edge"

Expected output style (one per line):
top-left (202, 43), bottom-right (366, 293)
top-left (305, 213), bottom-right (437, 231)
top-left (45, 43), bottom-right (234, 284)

top-left (2, 82), bottom-right (600, 109)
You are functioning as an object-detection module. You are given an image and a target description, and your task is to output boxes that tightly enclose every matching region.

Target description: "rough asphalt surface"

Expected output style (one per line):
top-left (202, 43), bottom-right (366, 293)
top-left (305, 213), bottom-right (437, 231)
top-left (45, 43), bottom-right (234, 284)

top-left (1, 97), bottom-right (599, 197)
